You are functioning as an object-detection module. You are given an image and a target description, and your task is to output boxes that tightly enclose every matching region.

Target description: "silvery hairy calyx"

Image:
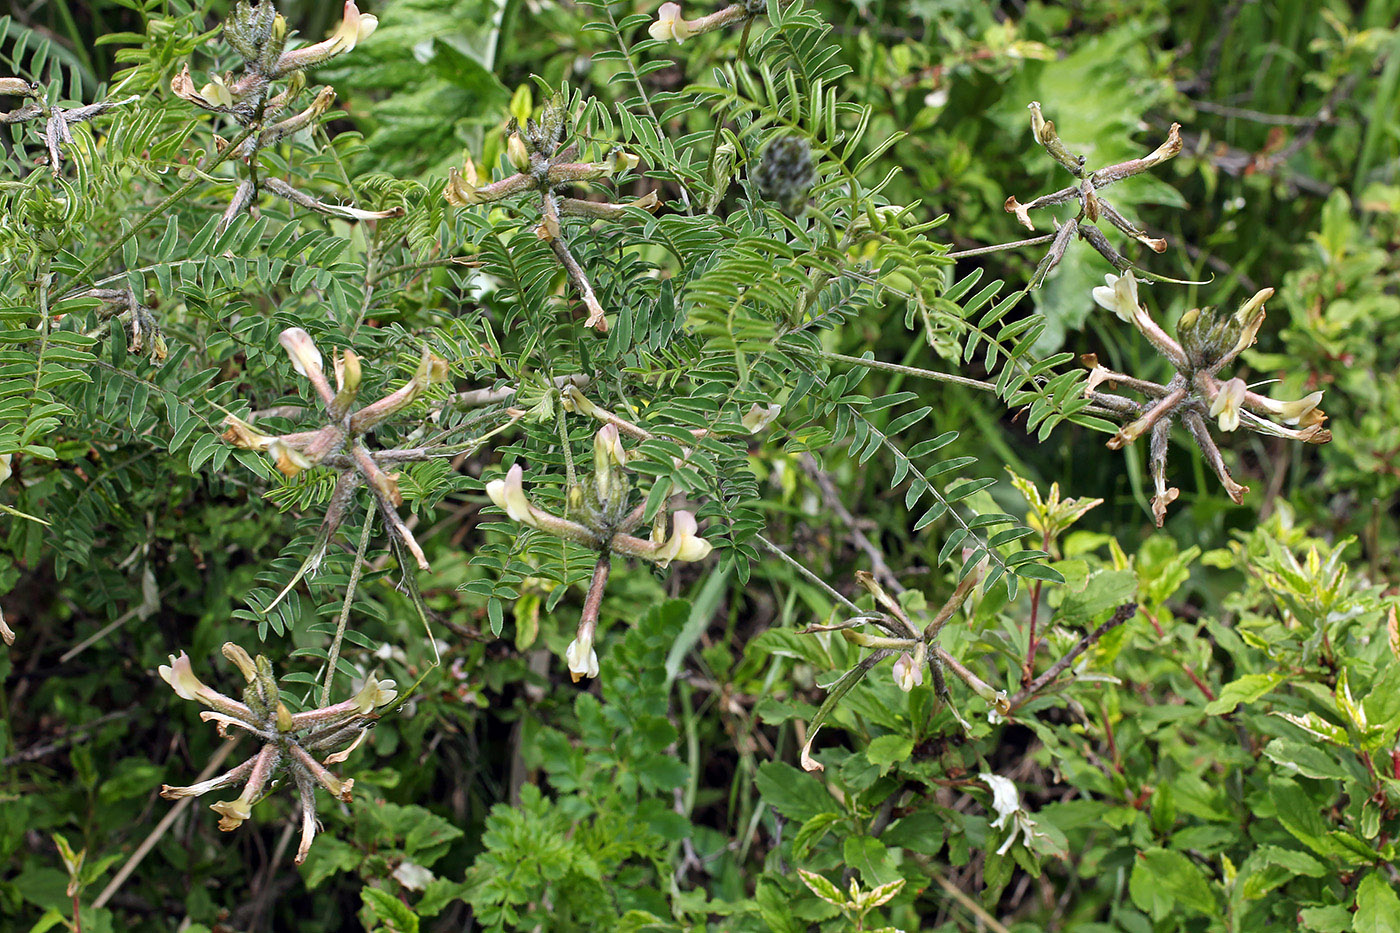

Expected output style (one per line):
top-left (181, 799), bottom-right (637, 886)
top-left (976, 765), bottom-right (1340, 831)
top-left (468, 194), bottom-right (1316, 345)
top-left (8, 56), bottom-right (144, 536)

top-left (158, 644), bottom-right (396, 863)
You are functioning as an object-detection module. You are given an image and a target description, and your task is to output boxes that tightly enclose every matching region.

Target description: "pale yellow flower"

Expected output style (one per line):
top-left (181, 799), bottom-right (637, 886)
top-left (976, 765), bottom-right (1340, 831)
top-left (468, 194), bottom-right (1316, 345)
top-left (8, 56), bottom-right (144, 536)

top-left (648, 3), bottom-right (694, 43)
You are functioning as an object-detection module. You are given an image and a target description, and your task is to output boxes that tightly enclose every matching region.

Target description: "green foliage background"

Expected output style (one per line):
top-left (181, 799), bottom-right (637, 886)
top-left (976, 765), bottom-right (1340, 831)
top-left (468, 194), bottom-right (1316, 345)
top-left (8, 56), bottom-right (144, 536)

top-left (2, 0), bottom-right (1399, 931)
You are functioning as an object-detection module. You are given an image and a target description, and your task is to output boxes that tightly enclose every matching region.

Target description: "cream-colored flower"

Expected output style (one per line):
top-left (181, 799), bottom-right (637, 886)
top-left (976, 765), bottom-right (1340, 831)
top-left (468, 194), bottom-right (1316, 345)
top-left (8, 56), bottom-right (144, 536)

top-left (350, 672), bottom-right (398, 714)
top-left (485, 463), bottom-right (537, 524)
top-left (210, 795), bottom-right (253, 831)
top-left (741, 403), bottom-right (781, 433)
top-left (650, 510), bottom-right (712, 567)
top-left (199, 73), bottom-right (234, 109)
top-left (1209, 377), bottom-right (1247, 432)
top-left (443, 162), bottom-right (483, 206)
top-left (331, 0), bottom-right (379, 53)
top-left (1258, 390), bottom-right (1324, 426)
top-left (202, 75), bottom-right (233, 108)
top-left (607, 148), bottom-right (640, 175)
top-left (565, 635), bottom-right (600, 682)
top-left (1228, 288), bottom-right (1273, 358)
top-left (267, 438), bottom-right (314, 477)
top-left (1091, 271), bottom-right (1139, 323)
top-left (648, 3), bottom-right (694, 42)
top-left (0, 453), bottom-right (11, 484)
top-left (159, 652), bottom-right (215, 703)
top-left (892, 652), bottom-right (923, 692)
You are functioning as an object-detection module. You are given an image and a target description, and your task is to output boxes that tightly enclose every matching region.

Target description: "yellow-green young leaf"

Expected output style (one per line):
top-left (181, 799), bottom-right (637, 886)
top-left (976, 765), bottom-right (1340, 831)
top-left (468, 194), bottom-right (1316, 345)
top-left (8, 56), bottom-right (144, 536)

top-left (1203, 672), bottom-right (1286, 715)
top-left (1354, 872), bottom-right (1400, 933)
top-left (798, 869), bottom-right (846, 908)
top-left (858, 878), bottom-right (906, 910)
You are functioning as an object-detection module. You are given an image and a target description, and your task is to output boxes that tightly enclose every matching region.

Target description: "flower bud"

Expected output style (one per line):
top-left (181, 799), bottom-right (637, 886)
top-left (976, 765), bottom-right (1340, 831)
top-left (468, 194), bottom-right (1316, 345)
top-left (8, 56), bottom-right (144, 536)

top-left (278, 327), bottom-right (324, 378)
top-left (221, 643), bottom-right (258, 683)
top-left (507, 133), bottom-right (531, 172)
top-left (330, 349), bottom-right (362, 417)
top-left (1027, 100), bottom-right (1047, 144)
top-left (592, 424), bottom-right (627, 497)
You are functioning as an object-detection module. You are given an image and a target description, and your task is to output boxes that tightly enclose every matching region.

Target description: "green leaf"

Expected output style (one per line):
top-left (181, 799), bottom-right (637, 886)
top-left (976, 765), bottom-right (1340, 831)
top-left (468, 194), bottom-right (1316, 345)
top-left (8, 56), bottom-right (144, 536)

top-left (1263, 738), bottom-right (1352, 781)
top-left (754, 762), bottom-right (838, 822)
top-left (1056, 568), bottom-right (1137, 625)
top-left (1128, 848), bottom-right (1217, 919)
top-left (864, 734), bottom-right (913, 775)
top-left (1354, 872), bottom-right (1400, 933)
top-left (842, 835), bottom-right (899, 887)
top-left (361, 886), bottom-right (419, 933)
top-left (1204, 672), bottom-right (1286, 715)
top-left (1299, 905), bottom-right (1353, 932)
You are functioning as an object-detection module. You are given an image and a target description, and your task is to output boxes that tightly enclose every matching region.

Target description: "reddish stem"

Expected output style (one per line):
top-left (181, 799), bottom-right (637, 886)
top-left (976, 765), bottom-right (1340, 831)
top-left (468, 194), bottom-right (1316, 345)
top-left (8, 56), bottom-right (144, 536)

top-left (1022, 530), bottom-right (1051, 686)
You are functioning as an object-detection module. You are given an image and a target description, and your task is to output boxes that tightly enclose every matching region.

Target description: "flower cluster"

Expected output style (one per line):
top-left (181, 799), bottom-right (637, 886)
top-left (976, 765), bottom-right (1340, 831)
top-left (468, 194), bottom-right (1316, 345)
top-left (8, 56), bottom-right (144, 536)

top-left (1001, 102), bottom-right (1184, 286)
top-left (485, 426), bottom-right (713, 568)
top-left (486, 422), bottom-right (714, 681)
top-left (1083, 270), bottom-right (1329, 524)
top-left (444, 94), bottom-right (656, 332)
top-left (170, 1), bottom-right (399, 231)
top-left (221, 327), bottom-right (448, 599)
top-left (0, 76), bottom-right (136, 175)
top-left (158, 644), bottom-right (396, 863)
